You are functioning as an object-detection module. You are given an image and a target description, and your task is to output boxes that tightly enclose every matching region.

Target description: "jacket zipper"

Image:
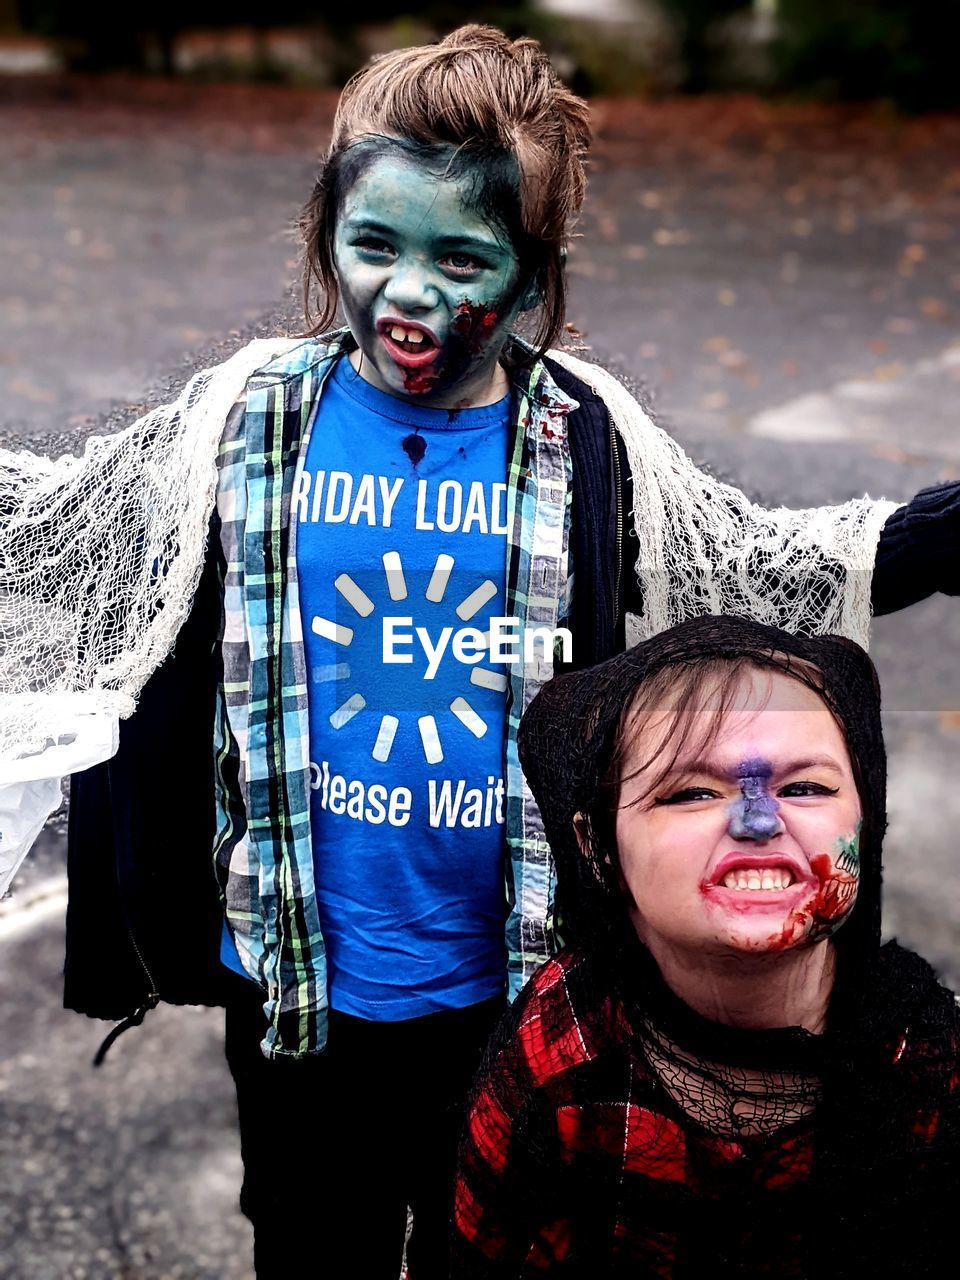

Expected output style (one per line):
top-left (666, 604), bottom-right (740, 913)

top-left (610, 417), bottom-right (624, 634)
top-left (123, 926), bottom-right (160, 1013)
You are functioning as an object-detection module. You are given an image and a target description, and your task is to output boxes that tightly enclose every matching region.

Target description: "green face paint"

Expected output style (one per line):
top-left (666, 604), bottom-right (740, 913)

top-left (332, 147), bottom-right (533, 409)
top-left (833, 827), bottom-right (861, 875)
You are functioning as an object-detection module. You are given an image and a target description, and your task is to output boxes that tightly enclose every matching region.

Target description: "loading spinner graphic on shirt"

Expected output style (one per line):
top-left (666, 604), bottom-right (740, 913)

top-left (310, 552), bottom-right (508, 764)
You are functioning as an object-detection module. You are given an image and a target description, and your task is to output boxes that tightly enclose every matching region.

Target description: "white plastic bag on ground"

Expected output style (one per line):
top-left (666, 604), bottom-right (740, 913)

top-left (0, 695), bottom-right (118, 898)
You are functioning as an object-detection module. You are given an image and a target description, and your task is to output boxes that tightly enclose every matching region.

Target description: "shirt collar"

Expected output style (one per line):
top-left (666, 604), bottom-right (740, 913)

top-left (505, 335), bottom-right (580, 416)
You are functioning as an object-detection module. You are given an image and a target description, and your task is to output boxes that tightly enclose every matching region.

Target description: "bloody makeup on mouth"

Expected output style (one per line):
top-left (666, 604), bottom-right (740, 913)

top-left (610, 665), bottom-right (863, 964)
top-left (330, 139), bottom-right (538, 409)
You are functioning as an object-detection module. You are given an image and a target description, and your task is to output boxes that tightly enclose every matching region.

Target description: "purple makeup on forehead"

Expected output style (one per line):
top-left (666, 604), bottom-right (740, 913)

top-left (727, 757), bottom-right (782, 840)
top-left (736, 757), bottom-right (774, 781)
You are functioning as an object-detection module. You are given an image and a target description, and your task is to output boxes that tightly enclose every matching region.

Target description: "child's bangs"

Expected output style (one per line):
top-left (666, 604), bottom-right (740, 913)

top-left (604, 652), bottom-right (832, 811)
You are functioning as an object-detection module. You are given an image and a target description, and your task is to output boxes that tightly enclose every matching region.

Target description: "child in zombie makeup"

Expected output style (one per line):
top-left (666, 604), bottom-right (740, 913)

top-left (454, 615), bottom-right (960, 1277)
top-left (8, 21), bottom-right (950, 1280)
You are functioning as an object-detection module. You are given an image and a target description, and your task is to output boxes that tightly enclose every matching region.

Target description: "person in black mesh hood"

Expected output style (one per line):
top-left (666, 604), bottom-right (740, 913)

top-left (453, 614), bottom-right (960, 1278)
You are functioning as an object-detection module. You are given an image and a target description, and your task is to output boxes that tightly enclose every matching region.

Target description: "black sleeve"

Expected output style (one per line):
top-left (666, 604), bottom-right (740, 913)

top-left (64, 518), bottom-right (228, 1019)
top-left (872, 481), bottom-right (960, 616)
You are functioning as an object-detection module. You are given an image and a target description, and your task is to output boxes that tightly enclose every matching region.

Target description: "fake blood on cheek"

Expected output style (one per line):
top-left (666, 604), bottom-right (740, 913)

top-left (400, 301), bottom-right (498, 397)
top-left (807, 853), bottom-right (858, 925)
top-left (452, 299), bottom-right (499, 350)
top-left (764, 853), bottom-right (858, 951)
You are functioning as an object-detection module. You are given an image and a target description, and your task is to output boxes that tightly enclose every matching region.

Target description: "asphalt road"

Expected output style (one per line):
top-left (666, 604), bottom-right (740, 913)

top-left (2, 81), bottom-right (960, 1279)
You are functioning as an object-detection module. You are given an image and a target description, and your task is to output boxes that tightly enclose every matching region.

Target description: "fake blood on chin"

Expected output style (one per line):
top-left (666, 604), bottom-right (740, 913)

top-left (698, 853), bottom-right (857, 952)
top-left (374, 319), bottom-right (441, 395)
top-left (403, 369), bottom-right (441, 395)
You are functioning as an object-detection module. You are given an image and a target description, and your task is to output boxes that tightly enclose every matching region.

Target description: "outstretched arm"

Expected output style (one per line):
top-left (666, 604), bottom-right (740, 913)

top-left (619, 466), bottom-right (960, 626)
top-left (872, 481), bottom-right (960, 615)
top-left (0, 338), bottom-right (294, 765)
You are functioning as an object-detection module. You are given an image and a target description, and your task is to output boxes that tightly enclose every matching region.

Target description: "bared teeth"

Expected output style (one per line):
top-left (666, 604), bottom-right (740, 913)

top-left (721, 868), bottom-right (796, 891)
top-left (388, 325), bottom-right (427, 347)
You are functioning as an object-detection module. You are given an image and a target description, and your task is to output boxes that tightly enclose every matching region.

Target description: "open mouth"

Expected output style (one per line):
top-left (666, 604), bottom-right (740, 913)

top-left (376, 319), bottom-right (441, 369)
top-left (702, 854), bottom-right (814, 903)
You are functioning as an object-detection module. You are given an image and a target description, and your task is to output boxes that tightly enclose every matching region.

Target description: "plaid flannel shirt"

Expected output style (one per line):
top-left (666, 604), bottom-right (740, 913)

top-left (453, 948), bottom-right (956, 1278)
top-left (213, 333), bottom-right (578, 1056)
top-left (453, 948), bottom-right (814, 1276)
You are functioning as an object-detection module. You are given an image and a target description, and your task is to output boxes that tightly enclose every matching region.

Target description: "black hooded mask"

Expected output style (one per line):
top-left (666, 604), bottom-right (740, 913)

top-left (519, 614), bottom-right (885, 986)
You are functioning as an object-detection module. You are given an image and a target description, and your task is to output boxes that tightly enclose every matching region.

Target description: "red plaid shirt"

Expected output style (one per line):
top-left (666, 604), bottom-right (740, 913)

top-left (454, 948), bottom-right (957, 1278)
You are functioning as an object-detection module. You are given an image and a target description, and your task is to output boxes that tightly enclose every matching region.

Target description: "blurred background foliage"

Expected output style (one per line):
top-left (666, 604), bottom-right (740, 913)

top-left (772, 1), bottom-right (960, 110)
top-left (6, 1), bottom-right (960, 109)
top-left (12, 3), bottom-right (530, 79)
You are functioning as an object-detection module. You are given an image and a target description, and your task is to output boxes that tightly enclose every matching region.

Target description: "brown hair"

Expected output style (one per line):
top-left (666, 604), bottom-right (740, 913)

top-left (601, 652), bottom-right (842, 813)
top-left (299, 24), bottom-right (591, 356)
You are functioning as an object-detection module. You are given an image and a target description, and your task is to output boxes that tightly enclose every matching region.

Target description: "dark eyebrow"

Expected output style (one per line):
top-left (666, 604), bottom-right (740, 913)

top-left (342, 217), bottom-right (397, 235)
top-left (777, 757), bottom-right (845, 777)
top-left (435, 234), bottom-right (503, 254)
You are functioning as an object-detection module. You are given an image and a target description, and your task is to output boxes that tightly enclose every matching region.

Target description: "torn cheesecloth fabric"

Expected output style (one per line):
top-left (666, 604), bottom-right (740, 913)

top-left (454, 615), bottom-right (960, 1277)
top-left (0, 341), bottom-right (896, 771)
top-left (0, 338), bottom-right (297, 768)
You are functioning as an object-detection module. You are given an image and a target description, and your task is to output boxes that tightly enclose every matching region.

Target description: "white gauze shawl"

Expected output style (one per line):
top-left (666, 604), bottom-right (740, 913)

top-left (0, 338), bottom-right (900, 883)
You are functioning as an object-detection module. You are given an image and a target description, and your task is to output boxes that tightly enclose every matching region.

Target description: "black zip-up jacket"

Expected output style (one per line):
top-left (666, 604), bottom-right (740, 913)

top-left (63, 358), bottom-right (960, 1030)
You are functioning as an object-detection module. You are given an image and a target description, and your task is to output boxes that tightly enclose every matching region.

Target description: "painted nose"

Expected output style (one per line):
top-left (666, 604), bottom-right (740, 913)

top-left (383, 263), bottom-right (437, 313)
top-left (727, 799), bottom-right (786, 842)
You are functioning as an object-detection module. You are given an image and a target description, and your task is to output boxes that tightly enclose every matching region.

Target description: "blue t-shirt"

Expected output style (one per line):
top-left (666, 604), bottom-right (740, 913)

top-left (222, 358), bottom-right (511, 1019)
